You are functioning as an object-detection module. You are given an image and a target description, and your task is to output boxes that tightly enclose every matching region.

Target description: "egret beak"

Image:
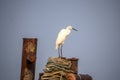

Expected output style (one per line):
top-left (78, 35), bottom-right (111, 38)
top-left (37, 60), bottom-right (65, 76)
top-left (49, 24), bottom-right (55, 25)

top-left (72, 28), bottom-right (78, 31)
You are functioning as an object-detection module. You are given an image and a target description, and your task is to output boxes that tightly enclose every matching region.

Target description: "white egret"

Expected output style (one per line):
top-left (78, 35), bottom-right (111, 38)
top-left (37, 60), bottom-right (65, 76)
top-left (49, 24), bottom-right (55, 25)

top-left (55, 26), bottom-right (78, 58)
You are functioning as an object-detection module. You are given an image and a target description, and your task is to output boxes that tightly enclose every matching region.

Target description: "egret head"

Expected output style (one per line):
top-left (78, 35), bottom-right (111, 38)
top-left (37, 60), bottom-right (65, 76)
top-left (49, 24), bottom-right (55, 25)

top-left (66, 26), bottom-right (78, 31)
top-left (66, 26), bottom-right (72, 30)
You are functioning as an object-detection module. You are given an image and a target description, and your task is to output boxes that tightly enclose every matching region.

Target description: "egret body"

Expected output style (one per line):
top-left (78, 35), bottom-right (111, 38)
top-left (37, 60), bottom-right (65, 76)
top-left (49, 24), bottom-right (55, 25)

top-left (55, 26), bottom-right (77, 58)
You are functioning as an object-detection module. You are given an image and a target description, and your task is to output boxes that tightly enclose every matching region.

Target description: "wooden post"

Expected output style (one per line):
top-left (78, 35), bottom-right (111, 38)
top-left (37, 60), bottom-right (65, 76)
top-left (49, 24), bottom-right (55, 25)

top-left (67, 57), bottom-right (79, 74)
top-left (20, 38), bottom-right (37, 80)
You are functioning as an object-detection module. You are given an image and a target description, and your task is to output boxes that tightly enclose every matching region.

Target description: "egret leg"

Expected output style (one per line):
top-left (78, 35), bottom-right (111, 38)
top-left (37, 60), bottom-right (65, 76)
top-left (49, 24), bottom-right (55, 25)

top-left (60, 44), bottom-right (63, 57)
top-left (58, 47), bottom-right (61, 58)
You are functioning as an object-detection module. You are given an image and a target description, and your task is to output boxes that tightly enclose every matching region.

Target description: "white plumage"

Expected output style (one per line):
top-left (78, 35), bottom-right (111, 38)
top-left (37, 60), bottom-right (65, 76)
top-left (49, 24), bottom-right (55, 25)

top-left (56, 26), bottom-right (72, 49)
top-left (55, 26), bottom-right (77, 57)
